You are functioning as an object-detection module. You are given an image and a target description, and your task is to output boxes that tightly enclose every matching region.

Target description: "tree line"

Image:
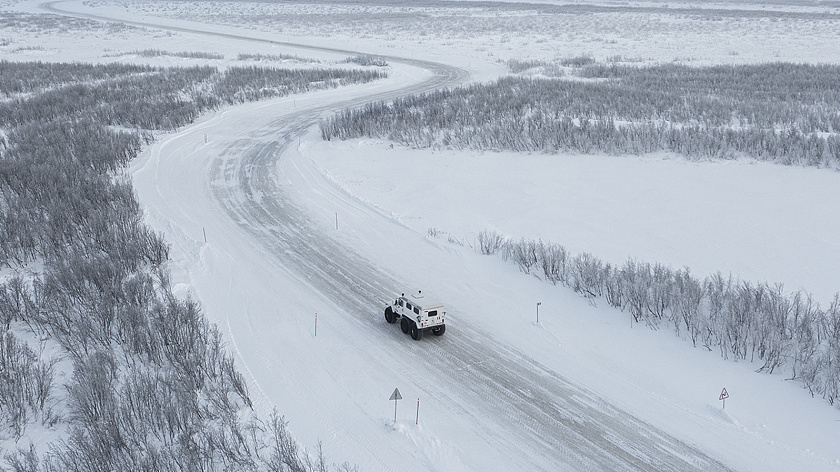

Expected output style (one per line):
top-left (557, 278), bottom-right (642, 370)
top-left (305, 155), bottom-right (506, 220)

top-left (320, 62), bottom-right (840, 168)
top-left (0, 61), bottom-right (152, 97)
top-left (1, 61), bottom-right (385, 131)
top-left (1, 60), bottom-right (370, 471)
top-left (130, 49), bottom-right (224, 59)
top-left (474, 230), bottom-right (840, 407)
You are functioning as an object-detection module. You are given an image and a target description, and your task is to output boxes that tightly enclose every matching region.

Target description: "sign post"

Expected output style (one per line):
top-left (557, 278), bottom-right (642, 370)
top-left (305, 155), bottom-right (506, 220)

top-left (536, 302), bottom-right (541, 323)
top-left (719, 387), bottom-right (729, 409)
top-left (389, 388), bottom-right (402, 423)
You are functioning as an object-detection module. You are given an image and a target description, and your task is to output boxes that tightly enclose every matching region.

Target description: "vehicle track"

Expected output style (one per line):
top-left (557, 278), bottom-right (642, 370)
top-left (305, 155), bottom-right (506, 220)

top-left (43, 2), bottom-right (737, 470)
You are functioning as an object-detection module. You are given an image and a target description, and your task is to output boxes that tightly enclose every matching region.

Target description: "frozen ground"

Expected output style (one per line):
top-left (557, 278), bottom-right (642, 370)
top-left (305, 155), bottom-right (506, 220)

top-left (4, 0), bottom-right (840, 470)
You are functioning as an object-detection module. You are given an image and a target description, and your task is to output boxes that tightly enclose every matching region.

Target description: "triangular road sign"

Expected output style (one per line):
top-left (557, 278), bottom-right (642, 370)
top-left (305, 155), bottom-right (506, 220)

top-left (719, 388), bottom-right (729, 400)
top-left (390, 388), bottom-right (402, 401)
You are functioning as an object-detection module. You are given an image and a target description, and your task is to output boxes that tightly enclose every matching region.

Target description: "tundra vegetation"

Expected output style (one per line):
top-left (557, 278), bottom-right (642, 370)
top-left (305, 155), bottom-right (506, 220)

top-left (464, 230), bottom-right (840, 407)
top-left (342, 55), bottom-right (389, 67)
top-left (321, 62), bottom-right (840, 168)
top-left (0, 60), bottom-right (375, 471)
top-left (237, 52), bottom-right (320, 63)
top-left (129, 49), bottom-right (225, 59)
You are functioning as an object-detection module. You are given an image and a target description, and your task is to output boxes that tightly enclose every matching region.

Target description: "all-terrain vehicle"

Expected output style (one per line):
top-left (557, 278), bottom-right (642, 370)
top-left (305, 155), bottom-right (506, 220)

top-left (384, 291), bottom-right (445, 340)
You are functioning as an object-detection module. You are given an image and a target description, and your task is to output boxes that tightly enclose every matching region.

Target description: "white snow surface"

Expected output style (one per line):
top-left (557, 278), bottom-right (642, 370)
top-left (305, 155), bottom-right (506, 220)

top-left (310, 145), bottom-right (840, 305)
top-left (5, 0), bottom-right (840, 470)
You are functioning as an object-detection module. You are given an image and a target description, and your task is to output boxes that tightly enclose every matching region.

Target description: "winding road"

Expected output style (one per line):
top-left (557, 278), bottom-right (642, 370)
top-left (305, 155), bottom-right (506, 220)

top-left (43, 2), bottom-right (736, 470)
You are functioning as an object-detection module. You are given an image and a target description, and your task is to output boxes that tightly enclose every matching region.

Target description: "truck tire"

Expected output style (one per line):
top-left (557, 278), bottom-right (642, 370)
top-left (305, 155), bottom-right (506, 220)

top-left (385, 306), bottom-right (396, 324)
top-left (410, 323), bottom-right (423, 341)
top-left (400, 317), bottom-right (411, 334)
top-left (432, 325), bottom-right (446, 336)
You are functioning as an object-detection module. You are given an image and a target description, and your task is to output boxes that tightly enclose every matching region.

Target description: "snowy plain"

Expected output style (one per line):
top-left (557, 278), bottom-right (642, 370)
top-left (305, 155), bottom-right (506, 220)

top-left (4, 0), bottom-right (840, 470)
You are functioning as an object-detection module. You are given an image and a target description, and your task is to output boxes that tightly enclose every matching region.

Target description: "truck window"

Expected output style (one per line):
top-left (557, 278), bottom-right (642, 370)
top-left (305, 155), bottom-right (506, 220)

top-left (414, 307), bottom-right (419, 314)
top-left (406, 303), bottom-right (412, 310)
top-left (427, 310), bottom-right (437, 317)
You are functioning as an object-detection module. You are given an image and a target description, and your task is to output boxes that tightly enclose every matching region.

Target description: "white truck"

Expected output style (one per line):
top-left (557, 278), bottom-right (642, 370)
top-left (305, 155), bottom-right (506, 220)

top-left (384, 291), bottom-right (446, 340)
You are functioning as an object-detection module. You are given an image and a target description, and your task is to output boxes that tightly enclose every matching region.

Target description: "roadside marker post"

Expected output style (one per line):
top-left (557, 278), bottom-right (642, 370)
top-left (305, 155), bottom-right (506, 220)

top-left (390, 388), bottom-right (402, 423)
top-left (315, 313), bottom-right (317, 337)
top-left (719, 387), bottom-right (729, 409)
top-left (416, 398), bottom-right (420, 425)
top-left (536, 302), bottom-right (541, 323)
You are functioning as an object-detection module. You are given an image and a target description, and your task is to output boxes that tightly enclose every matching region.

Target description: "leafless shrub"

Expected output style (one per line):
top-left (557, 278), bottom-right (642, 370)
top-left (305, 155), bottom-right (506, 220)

top-left (0, 331), bottom-right (57, 440)
top-left (506, 59), bottom-right (546, 73)
top-left (343, 55), bottom-right (388, 67)
top-left (238, 52), bottom-right (316, 62)
top-left (4, 443), bottom-right (39, 472)
top-left (322, 64), bottom-right (840, 168)
top-left (560, 55), bottom-right (595, 67)
top-left (132, 49), bottom-right (223, 59)
top-left (477, 230), bottom-right (506, 255)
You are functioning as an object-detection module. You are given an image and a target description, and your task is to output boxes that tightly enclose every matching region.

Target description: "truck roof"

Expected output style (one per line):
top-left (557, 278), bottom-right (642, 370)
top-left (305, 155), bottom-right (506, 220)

top-left (400, 292), bottom-right (443, 311)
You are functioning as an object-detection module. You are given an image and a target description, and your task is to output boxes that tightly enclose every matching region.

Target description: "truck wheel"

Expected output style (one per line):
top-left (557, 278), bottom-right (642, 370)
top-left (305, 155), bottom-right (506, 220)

top-left (432, 325), bottom-right (446, 336)
top-left (410, 323), bottom-right (423, 341)
top-left (384, 306), bottom-right (396, 324)
top-left (400, 317), bottom-right (411, 334)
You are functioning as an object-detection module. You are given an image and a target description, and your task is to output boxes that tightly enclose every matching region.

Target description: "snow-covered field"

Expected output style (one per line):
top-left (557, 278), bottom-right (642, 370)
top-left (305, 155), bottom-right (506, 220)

top-left (309, 144), bottom-right (840, 305)
top-left (4, 0), bottom-right (840, 470)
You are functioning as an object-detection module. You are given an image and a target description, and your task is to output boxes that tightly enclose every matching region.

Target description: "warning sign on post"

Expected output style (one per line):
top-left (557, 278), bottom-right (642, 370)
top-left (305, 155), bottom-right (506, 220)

top-left (390, 388), bottom-right (402, 423)
top-left (719, 388), bottom-right (729, 400)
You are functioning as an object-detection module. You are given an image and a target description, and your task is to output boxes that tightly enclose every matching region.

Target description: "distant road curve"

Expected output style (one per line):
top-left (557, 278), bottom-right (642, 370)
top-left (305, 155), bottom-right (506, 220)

top-left (39, 2), bottom-right (734, 471)
top-left (40, 0), bottom-right (467, 88)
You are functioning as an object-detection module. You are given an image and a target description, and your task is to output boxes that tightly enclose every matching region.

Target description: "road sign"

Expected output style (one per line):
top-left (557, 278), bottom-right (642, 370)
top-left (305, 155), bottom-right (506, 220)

top-left (719, 388), bottom-right (729, 400)
top-left (390, 388), bottom-right (402, 422)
